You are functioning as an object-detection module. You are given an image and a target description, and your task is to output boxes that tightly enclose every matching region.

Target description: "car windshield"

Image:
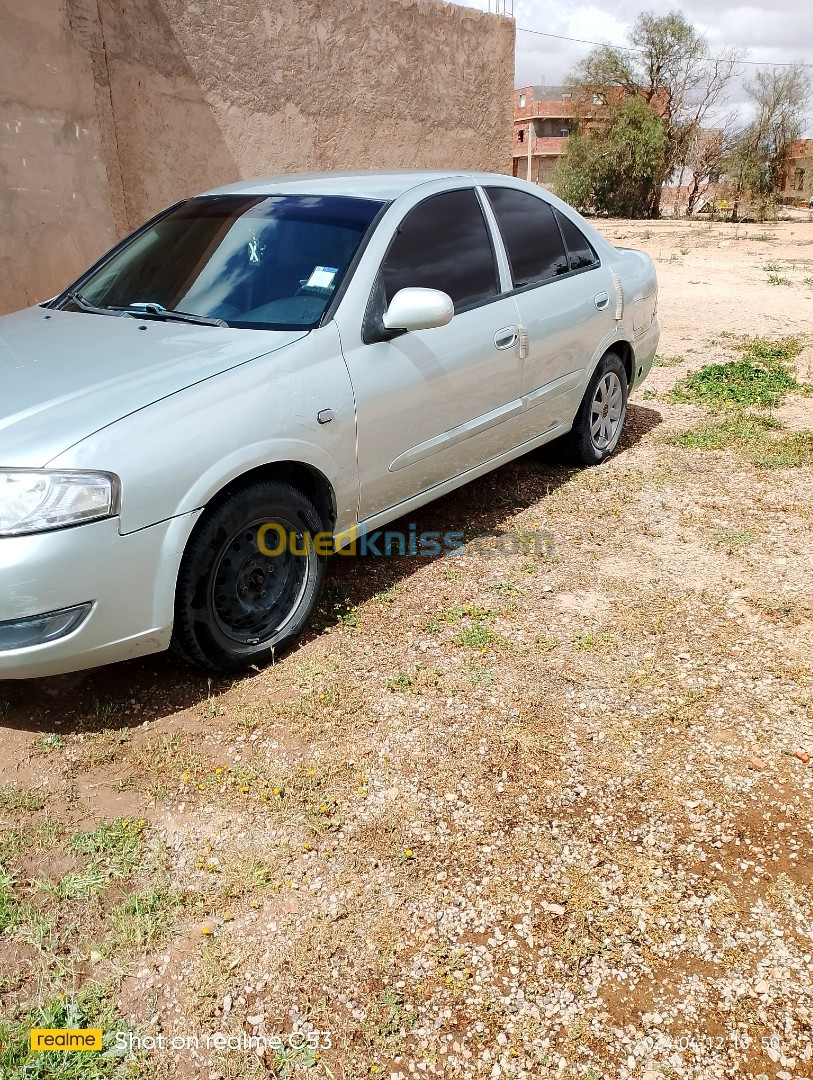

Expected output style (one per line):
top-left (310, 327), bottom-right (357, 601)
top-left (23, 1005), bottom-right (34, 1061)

top-left (61, 193), bottom-right (384, 330)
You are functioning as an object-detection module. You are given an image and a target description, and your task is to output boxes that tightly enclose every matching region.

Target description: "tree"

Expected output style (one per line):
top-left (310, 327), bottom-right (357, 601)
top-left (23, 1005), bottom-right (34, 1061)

top-left (553, 97), bottom-right (666, 218)
top-left (563, 11), bottom-right (739, 217)
top-left (728, 64), bottom-right (813, 220)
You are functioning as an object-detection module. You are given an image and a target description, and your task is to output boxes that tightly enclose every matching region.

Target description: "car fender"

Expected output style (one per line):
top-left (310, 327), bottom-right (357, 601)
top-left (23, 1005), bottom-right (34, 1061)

top-left (46, 325), bottom-right (360, 536)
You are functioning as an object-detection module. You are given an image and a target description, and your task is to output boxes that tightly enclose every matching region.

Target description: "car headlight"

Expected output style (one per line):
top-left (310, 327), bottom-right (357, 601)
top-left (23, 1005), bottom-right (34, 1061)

top-left (0, 470), bottom-right (119, 537)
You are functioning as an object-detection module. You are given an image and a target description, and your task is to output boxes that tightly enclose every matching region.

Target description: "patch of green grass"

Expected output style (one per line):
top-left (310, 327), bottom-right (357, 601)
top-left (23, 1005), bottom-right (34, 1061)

top-left (374, 988), bottom-right (416, 1038)
top-left (107, 888), bottom-right (182, 951)
top-left (0, 864), bottom-right (19, 932)
top-left (466, 662), bottom-right (494, 688)
top-left (665, 414), bottom-right (813, 468)
top-left (804, 276), bottom-right (813, 288)
top-left (712, 528), bottom-right (758, 549)
top-left (489, 580), bottom-right (519, 596)
top-left (37, 866), bottom-right (109, 902)
top-left (668, 337), bottom-right (806, 410)
top-left (69, 818), bottom-right (146, 877)
top-left (386, 672), bottom-right (415, 693)
top-left (32, 814), bottom-right (66, 849)
top-left (767, 272), bottom-right (791, 285)
top-left (454, 624), bottom-right (493, 649)
top-left (0, 985), bottom-right (135, 1079)
top-left (0, 785), bottom-right (46, 812)
top-left (654, 353), bottom-right (685, 367)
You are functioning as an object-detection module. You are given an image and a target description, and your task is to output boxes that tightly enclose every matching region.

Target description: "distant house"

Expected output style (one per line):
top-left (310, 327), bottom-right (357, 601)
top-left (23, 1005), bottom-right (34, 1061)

top-left (781, 140), bottom-right (813, 204)
top-left (512, 85), bottom-right (580, 185)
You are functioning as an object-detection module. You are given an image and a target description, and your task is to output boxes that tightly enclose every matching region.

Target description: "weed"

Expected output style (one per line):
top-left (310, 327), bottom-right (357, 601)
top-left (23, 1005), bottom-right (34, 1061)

top-left (489, 579), bottom-right (519, 595)
top-left (668, 337), bottom-right (805, 409)
top-left (466, 662), bottom-right (495, 687)
top-left (386, 672), bottom-right (415, 693)
top-left (0, 986), bottom-right (135, 1078)
top-left (108, 888), bottom-right (182, 950)
top-left (39, 732), bottom-right (65, 752)
top-left (665, 414), bottom-right (813, 468)
top-left (654, 354), bottom-right (685, 367)
top-left (767, 272), bottom-right (791, 285)
top-left (455, 624), bottom-right (493, 649)
top-left (712, 528), bottom-right (758, 549)
top-left (69, 818), bottom-right (146, 877)
top-left (0, 786), bottom-right (46, 812)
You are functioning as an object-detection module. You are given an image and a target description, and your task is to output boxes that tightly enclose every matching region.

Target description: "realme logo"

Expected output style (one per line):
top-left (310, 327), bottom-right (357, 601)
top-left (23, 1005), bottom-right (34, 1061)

top-left (30, 1028), bottom-right (103, 1051)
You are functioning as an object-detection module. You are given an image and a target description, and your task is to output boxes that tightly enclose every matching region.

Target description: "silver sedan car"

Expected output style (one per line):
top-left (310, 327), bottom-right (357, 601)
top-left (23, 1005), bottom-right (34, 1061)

top-left (0, 171), bottom-right (658, 678)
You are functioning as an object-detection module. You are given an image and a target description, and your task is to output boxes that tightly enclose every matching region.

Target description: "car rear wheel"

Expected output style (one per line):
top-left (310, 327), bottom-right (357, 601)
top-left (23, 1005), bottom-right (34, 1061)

top-left (172, 480), bottom-right (325, 673)
top-left (566, 352), bottom-right (628, 466)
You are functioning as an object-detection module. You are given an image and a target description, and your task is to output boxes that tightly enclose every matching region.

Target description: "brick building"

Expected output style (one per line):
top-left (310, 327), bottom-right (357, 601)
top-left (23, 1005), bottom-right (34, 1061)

top-left (781, 140), bottom-right (813, 204)
top-left (512, 85), bottom-right (580, 184)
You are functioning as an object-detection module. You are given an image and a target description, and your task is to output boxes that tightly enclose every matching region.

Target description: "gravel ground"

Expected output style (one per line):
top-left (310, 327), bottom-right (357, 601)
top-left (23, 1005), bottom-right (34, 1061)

top-left (1, 216), bottom-right (812, 1080)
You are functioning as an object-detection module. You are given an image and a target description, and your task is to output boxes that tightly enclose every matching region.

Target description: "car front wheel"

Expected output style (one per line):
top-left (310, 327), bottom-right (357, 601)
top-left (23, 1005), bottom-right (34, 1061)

top-left (567, 351), bottom-right (628, 466)
top-left (172, 480), bottom-right (326, 673)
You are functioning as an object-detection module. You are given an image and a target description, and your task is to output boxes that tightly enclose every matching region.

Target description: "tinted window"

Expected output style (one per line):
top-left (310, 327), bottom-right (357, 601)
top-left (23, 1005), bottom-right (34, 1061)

top-left (381, 189), bottom-right (498, 312)
top-left (485, 187), bottom-right (567, 288)
top-left (555, 210), bottom-right (599, 271)
top-left (62, 194), bottom-right (383, 330)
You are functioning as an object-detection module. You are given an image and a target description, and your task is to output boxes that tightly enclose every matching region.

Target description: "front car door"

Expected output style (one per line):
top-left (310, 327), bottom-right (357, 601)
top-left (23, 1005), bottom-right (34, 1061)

top-left (336, 185), bottom-right (524, 523)
top-left (483, 186), bottom-right (616, 442)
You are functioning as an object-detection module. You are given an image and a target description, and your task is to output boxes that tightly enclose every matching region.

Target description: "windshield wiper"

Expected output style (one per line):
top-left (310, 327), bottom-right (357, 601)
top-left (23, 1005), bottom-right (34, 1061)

top-left (65, 291), bottom-right (130, 317)
top-left (124, 302), bottom-right (228, 327)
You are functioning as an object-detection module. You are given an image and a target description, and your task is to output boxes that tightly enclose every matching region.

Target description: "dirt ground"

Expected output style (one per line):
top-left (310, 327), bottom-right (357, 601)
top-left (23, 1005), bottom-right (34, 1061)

top-left (1, 216), bottom-right (813, 1080)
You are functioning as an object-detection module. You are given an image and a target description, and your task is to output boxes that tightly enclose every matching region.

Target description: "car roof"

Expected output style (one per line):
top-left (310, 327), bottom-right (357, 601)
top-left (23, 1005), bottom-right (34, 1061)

top-left (201, 169), bottom-right (511, 202)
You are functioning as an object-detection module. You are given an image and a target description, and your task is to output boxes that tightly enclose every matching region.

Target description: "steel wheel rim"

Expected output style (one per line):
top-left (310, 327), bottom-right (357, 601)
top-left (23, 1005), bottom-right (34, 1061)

top-left (209, 517), bottom-right (309, 645)
top-left (590, 371), bottom-right (624, 450)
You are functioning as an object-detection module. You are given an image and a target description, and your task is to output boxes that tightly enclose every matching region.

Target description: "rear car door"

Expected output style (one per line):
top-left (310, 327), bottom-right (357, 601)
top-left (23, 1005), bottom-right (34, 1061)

top-left (338, 187), bottom-right (524, 522)
top-left (483, 187), bottom-right (616, 441)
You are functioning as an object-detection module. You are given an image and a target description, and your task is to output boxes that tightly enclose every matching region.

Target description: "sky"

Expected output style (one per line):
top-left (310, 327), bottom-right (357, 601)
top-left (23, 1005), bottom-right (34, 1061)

top-left (454, 0), bottom-right (813, 132)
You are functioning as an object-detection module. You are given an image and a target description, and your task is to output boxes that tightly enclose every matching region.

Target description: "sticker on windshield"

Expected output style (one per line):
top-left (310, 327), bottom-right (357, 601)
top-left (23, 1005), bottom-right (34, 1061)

top-left (306, 266), bottom-right (339, 290)
top-left (248, 236), bottom-right (264, 264)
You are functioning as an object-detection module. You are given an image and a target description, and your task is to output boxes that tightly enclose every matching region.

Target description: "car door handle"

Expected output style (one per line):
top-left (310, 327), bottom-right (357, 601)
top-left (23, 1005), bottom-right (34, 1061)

top-left (594, 292), bottom-right (610, 310)
top-left (494, 326), bottom-right (519, 350)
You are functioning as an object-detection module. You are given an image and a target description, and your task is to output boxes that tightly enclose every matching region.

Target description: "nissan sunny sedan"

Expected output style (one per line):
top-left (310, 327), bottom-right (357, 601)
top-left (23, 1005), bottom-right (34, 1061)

top-left (0, 171), bottom-right (658, 678)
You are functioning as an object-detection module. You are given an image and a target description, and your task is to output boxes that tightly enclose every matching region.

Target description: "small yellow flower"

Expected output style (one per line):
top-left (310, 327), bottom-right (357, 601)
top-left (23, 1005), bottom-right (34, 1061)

top-left (200, 924), bottom-right (213, 936)
top-left (272, 787), bottom-right (281, 795)
top-left (241, 785), bottom-right (250, 794)
top-left (181, 774), bottom-right (188, 783)
top-left (215, 767), bottom-right (223, 775)
top-left (404, 849), bottom-right (414, 859)
top-left (307, 768), bottom-right (315, 776)
top-left (320, 804), bottom-right (329, 813)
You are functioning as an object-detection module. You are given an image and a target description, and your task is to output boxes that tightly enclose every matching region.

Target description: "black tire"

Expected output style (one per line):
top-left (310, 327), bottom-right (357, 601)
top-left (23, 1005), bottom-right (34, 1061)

top-left (172, 480), bottom-right (326, 673)
top-left (565, 351), bottom-right (628, 466)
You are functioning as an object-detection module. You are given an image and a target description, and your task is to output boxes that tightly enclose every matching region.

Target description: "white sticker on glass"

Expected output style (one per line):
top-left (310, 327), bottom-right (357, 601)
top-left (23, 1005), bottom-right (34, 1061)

top-left (306, 266), bottom-right (339, 289)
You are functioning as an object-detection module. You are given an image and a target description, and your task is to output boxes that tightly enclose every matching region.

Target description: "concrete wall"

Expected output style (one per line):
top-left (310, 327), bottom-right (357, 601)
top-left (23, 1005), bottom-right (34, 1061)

top-left (0, 0), bottom-right (515, 314)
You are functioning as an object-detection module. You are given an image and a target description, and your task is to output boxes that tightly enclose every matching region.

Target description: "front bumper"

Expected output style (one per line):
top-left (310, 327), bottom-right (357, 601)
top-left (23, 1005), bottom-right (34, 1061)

top-left (0, 512), bottom-right (200, 679)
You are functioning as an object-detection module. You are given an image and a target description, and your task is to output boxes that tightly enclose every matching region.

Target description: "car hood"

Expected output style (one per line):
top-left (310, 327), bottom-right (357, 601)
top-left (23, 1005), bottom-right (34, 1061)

top-left (0, 307), bottom-right (308, 466)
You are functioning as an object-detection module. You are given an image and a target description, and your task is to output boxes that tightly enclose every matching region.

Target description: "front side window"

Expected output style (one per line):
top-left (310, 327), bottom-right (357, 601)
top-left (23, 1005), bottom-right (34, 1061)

top-left (555, 210), bottom-right (599, 271)
top-left (380, 189), bottom-right (499, 313)
top-left (485, 186), bottom-right (567, 288)
top-left (59, 194), bottom-right (384, 330)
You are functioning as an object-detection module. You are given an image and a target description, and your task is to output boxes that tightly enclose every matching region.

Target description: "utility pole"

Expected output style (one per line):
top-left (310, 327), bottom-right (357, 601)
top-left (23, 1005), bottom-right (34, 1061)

top-left (527, 122), bottom-right (532, 183)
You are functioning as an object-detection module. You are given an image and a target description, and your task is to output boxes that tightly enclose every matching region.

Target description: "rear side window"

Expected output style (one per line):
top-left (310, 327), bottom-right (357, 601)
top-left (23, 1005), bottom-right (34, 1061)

top-left (484, 186), bottom-right (567, 288)
top-left (381, 189), bottom-right (498, 312)
top-left (555, 210), bottom-right (599, 271)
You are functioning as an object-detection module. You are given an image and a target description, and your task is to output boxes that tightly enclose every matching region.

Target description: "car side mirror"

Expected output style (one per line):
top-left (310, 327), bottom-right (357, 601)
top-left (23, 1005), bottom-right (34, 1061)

top-left (382, 288), bottom-right (454, 333)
